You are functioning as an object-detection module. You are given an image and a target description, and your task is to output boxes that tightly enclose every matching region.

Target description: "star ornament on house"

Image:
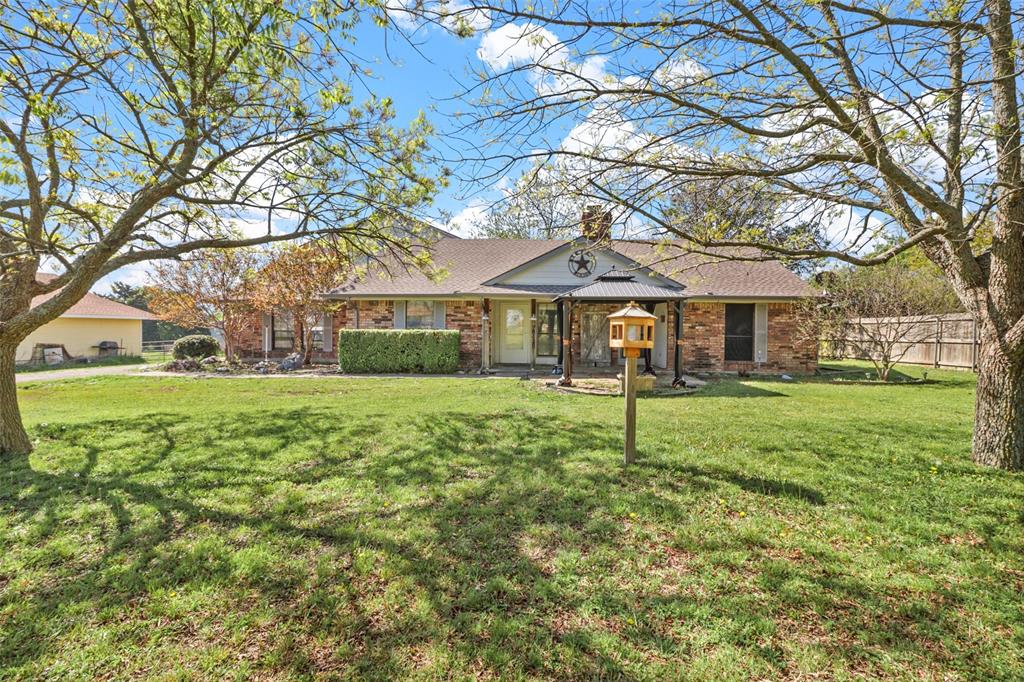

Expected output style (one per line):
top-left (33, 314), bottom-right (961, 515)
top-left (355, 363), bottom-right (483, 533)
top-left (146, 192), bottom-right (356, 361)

top-left (568, 249), bottom-right (597, 278)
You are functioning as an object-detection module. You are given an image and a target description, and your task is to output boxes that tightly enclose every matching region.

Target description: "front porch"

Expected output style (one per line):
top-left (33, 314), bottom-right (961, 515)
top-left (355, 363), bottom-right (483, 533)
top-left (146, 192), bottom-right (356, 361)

top-left (482, 271), bottom-right (689, 387)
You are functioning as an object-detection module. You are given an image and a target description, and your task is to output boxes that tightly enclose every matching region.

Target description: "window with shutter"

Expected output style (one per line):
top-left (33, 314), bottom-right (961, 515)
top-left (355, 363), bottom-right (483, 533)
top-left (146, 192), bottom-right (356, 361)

top-left (406, 300), bottom-right (435, 329)
top-left (272, 312), bottom-right (295, 351)
top-left (724, 304), bottom-right (754, 362)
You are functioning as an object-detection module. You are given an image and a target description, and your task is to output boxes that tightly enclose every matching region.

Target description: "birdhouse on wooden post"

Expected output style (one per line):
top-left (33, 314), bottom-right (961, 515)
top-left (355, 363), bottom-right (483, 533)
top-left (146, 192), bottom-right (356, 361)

top-left (608, 303), bottom-right (656, 465)
top-left (608, 303), bottom-right (656, 358)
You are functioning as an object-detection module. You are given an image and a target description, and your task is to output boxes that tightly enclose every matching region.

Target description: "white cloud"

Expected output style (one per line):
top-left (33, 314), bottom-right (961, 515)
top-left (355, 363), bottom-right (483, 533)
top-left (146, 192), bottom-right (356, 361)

top-left (93, 262), bottom-right (153, 294)
top-left (386, 0), bottom-right (491, 34)
top-left (446, 201), bottom-right (488, 237)
top-left (653, 58), bottom-right (707, 88)
top-left (229, 216), bottom-right (275, 239)
top-left (476, 22), bottom-right (566, 70)
top-left (476, 23), bottom-right (613, 98)
top-left (560, 107), bottom-right (637, 156)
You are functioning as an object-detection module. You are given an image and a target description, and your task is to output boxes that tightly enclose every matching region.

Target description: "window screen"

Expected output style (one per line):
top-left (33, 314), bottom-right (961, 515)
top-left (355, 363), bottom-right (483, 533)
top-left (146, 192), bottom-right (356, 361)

top-left (536, 303), bottom-right (559, 356)
top-left (406, 301), bottom-right (435, 329)
top-left (310, 315), bottom-right (324, 351)
top-left (272, 312), bottom-right (295, 351)
top-left (725, 304), bottom-right (754, 362)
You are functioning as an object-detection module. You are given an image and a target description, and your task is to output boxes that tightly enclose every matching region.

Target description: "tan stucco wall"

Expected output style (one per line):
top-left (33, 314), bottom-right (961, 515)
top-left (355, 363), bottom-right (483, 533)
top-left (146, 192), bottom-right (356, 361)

top-left (15, 317), bottom-right (143, 364)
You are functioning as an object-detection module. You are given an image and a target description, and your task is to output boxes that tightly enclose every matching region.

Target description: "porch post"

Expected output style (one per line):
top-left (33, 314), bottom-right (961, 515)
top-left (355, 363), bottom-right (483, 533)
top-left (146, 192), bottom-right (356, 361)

top-left (555, 300), bottom-right (564, 373)
top-left (642, 302), bottom-right (656, 376)
top-left (530, 299), bottom-right (537, 370)
top-left (558, 300), bottom-right (574, 386)
top-left (481, 298), bottom-right (491, 373)
top-left (672, 300), bottom-right (684, 387)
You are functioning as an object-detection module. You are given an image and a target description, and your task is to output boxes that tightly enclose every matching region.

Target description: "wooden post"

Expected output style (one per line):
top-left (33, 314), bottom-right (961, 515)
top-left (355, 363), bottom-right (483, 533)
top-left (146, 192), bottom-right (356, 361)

top-left (559, 301), bottom-right (574, 386)
top-left (530, 299), bottom-right (537, 370)
top-left (672, 300), bottom-right (683, 386)
top-left (556, 300), bottom-right (564, 370)
top-left (624, 348), bottom-right (638, 464)
top-left (935, 317), bottom-right (942, 368)
top-left (481, 298), bottom-right (491, 372)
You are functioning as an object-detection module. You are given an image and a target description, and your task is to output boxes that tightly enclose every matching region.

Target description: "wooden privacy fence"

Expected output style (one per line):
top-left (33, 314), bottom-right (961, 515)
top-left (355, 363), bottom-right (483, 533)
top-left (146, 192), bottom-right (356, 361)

top-left (825, 313), bottom-right (980, 371)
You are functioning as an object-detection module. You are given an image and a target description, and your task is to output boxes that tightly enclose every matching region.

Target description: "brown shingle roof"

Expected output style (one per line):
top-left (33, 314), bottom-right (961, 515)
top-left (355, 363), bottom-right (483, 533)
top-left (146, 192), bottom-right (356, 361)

top-left (33, 273), bottom-right (157, 320)
top-left (610, 242), bottom-right (814, 298)
top-left (333, 238), bottom-right (813, 299)
top-left (332, 239), bottom-right (566, 297)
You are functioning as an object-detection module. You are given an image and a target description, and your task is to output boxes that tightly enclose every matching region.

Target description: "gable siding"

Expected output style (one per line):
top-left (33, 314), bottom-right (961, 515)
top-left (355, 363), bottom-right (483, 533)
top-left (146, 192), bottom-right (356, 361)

top-left (499, 247), bottom-right (645, 286)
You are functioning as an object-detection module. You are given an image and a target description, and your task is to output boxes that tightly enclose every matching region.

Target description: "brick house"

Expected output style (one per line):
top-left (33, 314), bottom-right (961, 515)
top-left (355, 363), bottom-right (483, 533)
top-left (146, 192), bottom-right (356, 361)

top-left (236, 228), bottom-right (819, 379)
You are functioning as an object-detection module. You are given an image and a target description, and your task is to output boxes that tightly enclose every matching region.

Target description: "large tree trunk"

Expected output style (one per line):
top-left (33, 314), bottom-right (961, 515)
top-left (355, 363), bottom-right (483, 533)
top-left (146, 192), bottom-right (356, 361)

top-left (0, 342), bottom-right (31, 457)
top-left (973, 337), bottom-right (1024, 470)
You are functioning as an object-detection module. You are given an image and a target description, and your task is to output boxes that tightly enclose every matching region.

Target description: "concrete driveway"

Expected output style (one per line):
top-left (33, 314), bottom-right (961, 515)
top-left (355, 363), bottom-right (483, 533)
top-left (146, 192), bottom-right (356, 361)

top-left (15, 363), bottom-right (146, 384)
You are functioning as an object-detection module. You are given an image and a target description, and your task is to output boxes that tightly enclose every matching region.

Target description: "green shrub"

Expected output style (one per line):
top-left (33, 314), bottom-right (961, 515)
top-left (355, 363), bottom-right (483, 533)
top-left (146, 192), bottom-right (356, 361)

top-left (338, 329), bottom-right (460, 373)
top-left (172, 334), bottom-right (221, 360)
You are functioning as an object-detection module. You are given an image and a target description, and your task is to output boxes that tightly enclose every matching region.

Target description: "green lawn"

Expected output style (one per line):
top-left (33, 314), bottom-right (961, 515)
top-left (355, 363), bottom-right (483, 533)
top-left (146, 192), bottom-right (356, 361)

top-left (2, 364), bottom-right (1022, 679)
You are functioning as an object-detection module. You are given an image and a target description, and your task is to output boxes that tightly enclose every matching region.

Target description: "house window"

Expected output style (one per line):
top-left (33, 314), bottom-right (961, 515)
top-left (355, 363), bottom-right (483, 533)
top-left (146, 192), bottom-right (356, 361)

top-left (310, 315), bottom-right (324, 351)
top-left (504, 307), bottom-right (525, 349)
top-left (725, 304), bottom-right (754, 362)
top-left (272, 312), bottom-right (295, 351)
top-left (406, 300), bottom-right (435, 329)
top-left (536, 303), bottom-right (559, 356)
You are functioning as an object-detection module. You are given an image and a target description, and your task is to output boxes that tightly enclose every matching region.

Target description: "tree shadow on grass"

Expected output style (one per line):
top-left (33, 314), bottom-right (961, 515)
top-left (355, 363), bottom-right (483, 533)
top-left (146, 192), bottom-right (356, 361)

top-left (0, 407), bottom-right (993, 678)
top-left (657, 462), bottom-right (826, 506)
top-left (692, 382), bottom-right (789, 398)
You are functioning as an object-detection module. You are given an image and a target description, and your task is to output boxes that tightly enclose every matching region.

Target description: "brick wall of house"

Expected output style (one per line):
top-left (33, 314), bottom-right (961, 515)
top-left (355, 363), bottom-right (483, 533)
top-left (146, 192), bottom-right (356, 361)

top-left (235, 305), bottom-right (348, 363)
top-left (345, 300), bottom-right (393, 329)
top-left (446, 300), bottom-right (482, 369)
top-left (235, 309), bottom-right (264, 359)
top-left (681, 303), bottom-right (726, 371)
top-left (680, 301), bottom-right (816, 374)
top-left (764, 302), bottom-right (818, 373)
top-left (234, 298), bottom-right (816, 374)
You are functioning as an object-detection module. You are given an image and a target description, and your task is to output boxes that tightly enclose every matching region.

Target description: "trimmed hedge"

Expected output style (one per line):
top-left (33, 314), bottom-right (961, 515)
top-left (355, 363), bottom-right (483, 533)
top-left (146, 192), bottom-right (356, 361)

top-left (338, 329), bottom-right (460, 373)
top-left (172, 334), bottom-right (221, 360)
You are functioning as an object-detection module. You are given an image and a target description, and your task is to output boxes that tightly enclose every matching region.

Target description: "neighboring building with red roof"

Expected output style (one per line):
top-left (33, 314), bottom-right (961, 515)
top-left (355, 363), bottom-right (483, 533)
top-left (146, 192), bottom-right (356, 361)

top-left (236, 215), bottom-right (819, 377)
top-left (16, 274), bottom-right (156, 364)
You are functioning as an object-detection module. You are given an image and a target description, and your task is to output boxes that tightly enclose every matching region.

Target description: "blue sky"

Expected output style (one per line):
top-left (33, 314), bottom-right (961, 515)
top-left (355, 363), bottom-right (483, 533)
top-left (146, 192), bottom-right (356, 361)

top-left (92, 3), bottom-right (983, 292)
top-left (96, 16), bottom-right (510, 292)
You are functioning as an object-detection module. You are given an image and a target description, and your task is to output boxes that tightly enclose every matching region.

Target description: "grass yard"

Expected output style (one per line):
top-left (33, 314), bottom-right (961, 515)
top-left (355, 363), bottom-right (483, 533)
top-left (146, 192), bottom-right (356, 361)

top-left (1, 364), bottom-right (1022, 679)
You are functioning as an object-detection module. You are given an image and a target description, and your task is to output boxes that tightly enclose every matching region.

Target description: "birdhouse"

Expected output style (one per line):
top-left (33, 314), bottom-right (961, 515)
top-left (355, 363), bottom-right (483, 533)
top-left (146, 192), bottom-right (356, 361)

top-left (608, 302), bottom-right (656, 358)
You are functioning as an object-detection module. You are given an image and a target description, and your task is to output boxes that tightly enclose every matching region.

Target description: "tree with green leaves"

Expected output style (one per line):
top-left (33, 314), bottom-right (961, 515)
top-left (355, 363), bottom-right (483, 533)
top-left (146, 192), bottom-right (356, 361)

top-left (0, 0), bottom-right (440, 456)
top-left (407, 0), bottom-right (1024, 470)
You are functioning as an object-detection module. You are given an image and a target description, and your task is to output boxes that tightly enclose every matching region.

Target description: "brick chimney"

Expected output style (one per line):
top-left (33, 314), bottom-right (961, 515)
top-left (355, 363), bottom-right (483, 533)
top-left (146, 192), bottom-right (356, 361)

top-left (581, 205), bottom-right (612, 242)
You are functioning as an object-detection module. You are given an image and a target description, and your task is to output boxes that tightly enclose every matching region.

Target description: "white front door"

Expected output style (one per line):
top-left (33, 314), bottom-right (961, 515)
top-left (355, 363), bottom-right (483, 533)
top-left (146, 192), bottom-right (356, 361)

top-left (653, 303), bottom-right (668, 368)
top-left (497, 301), bottom-right (531, 364)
